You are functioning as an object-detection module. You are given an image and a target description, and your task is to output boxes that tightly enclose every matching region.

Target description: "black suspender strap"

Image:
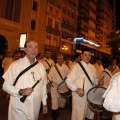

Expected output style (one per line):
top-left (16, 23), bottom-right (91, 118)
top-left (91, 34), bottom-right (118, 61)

top-left (45, 59), bottom-right (51, 68)
top-left (103, 71), bottom-right (112, 78)
top-left (54, 64), bottom-right (66, 80)
top-left (13, 61), bottom-right (39, 86)
top-left (78, 62), bottom-right (94, 86)
top-left (111, 66), bottom-right (116, 73)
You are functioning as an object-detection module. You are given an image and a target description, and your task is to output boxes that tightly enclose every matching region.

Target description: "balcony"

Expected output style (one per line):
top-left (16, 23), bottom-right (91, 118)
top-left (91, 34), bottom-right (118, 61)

top-left (46, 26), bottom-right (54, 34)
top-left (62, 23), bottom-right (75, 32)
top-left (54, 29), bottom-right (60, 36)
top-left (45, 45), bottom-right (59, 51)
top-left (67, 0), bottom-right (77, 7)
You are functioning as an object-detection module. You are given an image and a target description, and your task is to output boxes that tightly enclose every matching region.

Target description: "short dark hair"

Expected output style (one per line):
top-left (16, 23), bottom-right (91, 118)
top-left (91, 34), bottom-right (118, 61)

top-left (95, 56), bottom-right (101, 61)
top-left (104, 59), bottom-right (112, 68)
top-left (82, 47), bottom-right (92, 53)
top-left (73, 53), bottom-right (81, 60)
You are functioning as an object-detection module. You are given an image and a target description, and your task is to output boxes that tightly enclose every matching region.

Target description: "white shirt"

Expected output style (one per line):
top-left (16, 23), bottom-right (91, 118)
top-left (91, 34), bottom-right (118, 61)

top-left (48, 63), bottom-right (70, 88)
top-left (93, 63), bottom-right (104, 80)
top-left (100, 68), bottom-right (112, 88)
top-left (41, 57), bottom-right (55, 70)
top-left (2, 56), bottom-right (47, 120)
top-left (103, 72), bottom-right (120, 112)
top-left (112, 65), bottom-right (120, 75)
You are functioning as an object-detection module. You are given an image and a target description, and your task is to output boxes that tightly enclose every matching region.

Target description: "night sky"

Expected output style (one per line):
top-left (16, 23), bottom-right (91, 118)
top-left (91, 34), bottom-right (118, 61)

top-left (116, 0), bottom-right (120, 30)
top-left (109, 0), bottom-right (120, 30)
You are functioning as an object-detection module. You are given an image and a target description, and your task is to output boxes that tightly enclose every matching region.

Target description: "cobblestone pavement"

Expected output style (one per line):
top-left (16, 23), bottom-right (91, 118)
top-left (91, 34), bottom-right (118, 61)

top-left (0, 84), bottom-right (72, 120)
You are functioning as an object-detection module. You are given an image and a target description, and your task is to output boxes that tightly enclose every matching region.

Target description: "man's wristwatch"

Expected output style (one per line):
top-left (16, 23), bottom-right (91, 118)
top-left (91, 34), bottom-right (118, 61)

top-left (18, 89), bottom-right (23, 96)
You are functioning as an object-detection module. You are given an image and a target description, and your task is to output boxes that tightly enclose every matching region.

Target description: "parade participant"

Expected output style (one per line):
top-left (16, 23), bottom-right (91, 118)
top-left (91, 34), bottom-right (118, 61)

top-left (99, 59), bottom-right (113, 88)
top-left (48, 54), bottom-right (70, 120)
top-left (37, 52), bottom-right (44, 62)
top-left (41, 50), bottom-right (55, 73)
top-left (70, 53), bottom-right (81, 70)
top-left (2, 51), bottom-right (14, 73)
top-left (40, 50), bottom-right (55, 94)
top-left (93, 57), bottom-right (104, 80)
top-left (63, 56), bottom-right (73, 69)
top-left (66, 48), bottom-right (97, 120)
top-left (2, 40), bottom-right (48, 120)
top-left (111, 58), bottom-right (120, 75)
top-left (103, 72), bottom-right (120, 120)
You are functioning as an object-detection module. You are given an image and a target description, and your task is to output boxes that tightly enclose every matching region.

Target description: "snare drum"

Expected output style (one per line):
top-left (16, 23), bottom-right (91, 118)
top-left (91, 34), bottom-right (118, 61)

top-left (87, 87), bottom-right (106, 111)
top-left (57, 81), bottom-right (71, 99)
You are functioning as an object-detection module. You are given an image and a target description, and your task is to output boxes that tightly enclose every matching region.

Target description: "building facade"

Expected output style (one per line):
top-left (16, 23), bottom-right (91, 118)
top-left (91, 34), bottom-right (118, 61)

top-left (77, 0), bottom-right (114, 57)
top-left (0, 0), bottom-right (47, 55)
top-left (0, 0), bottom-right (114, 58)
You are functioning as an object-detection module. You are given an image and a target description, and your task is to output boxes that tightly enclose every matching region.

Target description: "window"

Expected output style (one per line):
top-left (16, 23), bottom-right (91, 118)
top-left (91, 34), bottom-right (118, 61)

top-left (0, 0), bottom-right (21, 22)
top-left (48, 17), bottom-right (52, 27)
top-left (54, 21), bottom-right (59, 30)
top-left (53, 37), bottom-right (58, 46)
top-left (49, 6), bottom-right (53, 13)
top-left (19, 33), bottom-right (27, 51)
top-left (32, 1), bottom-right (38, 11)
top-left (31, 20), bottom-right (36, 30)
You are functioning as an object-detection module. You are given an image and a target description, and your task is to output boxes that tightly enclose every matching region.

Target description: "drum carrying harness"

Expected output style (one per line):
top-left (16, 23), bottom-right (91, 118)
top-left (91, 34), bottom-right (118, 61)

top-left (13, 61), bottom-right (39, 86)
top-left (78, 62), bottom-right (94, 86)
top-left (54, 64), bottom-right (71, 98)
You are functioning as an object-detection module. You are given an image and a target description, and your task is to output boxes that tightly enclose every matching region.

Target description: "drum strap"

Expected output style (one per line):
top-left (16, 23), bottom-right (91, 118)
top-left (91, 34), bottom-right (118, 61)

top-left (78, 62), bottom-right (94, 86)
top-left (111, 66), bottom-right (116, 73)
top-left (54, 64), bottom-right (66, 81)
top-left (103, 71), bottom-right (112, 78)
top-left (45, 59), bottom-right (51, 68)
top-left (13, 61), bottom-right (39, 86)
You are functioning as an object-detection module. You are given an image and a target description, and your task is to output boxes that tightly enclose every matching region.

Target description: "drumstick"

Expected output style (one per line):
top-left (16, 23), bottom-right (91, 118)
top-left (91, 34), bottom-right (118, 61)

top-left (94, 76), bottom-right (105, 93)
top-left (83, 78), bottom-right (85, 90)
top-left (20, 79), bottom-right (41, 103)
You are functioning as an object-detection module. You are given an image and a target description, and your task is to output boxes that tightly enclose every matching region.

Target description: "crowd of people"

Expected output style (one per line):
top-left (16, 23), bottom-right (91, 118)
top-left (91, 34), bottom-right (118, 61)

top-left (0, 40), bottom-right (120, 120)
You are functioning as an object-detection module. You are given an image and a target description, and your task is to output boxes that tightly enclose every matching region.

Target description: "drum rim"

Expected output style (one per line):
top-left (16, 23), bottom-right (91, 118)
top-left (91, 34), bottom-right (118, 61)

top-left (87, 87), bottom-right (106, 107)
top-left (57, 81), bottom-right (69, 93)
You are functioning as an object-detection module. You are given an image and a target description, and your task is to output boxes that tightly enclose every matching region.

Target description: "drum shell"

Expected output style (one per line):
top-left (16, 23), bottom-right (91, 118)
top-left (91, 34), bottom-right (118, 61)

top-left (57, 81), bottom-right (71, 99)
top-left (87, 87), bottom-right (106, 111)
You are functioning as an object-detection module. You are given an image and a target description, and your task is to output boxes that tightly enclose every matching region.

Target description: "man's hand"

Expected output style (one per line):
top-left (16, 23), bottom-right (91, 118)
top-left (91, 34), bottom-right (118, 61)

top-left (76, 88), bottom-right (84, 97)
top-left (43, 105), bottom-right (48, 114)
top-left (21, 88), bottom-right (33, 96)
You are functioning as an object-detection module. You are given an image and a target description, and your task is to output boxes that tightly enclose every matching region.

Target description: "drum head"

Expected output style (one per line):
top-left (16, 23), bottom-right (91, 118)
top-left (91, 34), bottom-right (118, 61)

top-left (57, 81), bottom-right (71, 98)
top-left (57, 81), bottom-right (69, 93)
top-left (87, 87), bottom-right (106, 106)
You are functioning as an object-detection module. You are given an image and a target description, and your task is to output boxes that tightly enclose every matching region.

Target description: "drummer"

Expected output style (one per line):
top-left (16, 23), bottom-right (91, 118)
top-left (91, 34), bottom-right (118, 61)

top-left (98, 59), bottom-right (114, 120)
top-left (99, 59), bottom-right (113, 88)
top-left (66, 47), bottom-right (98, 120)
top-left (48, 54), bottom-right (70, 120)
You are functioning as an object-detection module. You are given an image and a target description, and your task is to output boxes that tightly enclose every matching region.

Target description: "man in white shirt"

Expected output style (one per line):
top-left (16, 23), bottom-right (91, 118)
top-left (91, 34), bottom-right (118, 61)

top-left (40, 50), bottom-right (55, 94)
top-left (70, 53), bottom-right (81, 70)
top-left (100, 59), bottom-right (113, 88)
top-left (41, 50), bottom-right (55, 73)
top-left (103, 72), bottom-right (120, 120)
top-left (111, 58), bottom-right (120, 75)
top-left (93, 57), bottom-right (104, 80)
top-left (66, 48), bottom-right (97, 120)
top-left (2, 40), bottom-right (48, 120)
top-left (48, 54), bottom-right (70, 120)
top-left (2, 51), bottom-right (14, 73)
